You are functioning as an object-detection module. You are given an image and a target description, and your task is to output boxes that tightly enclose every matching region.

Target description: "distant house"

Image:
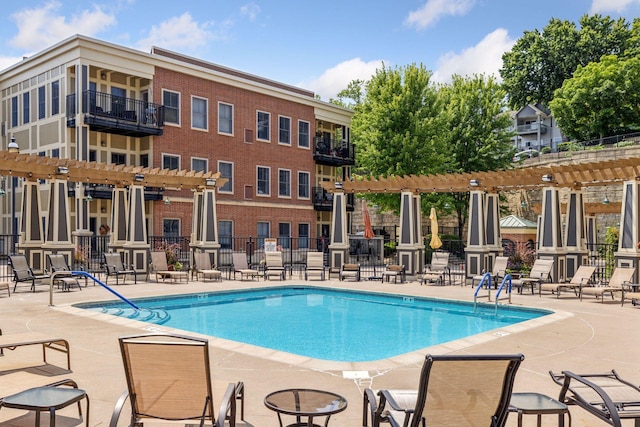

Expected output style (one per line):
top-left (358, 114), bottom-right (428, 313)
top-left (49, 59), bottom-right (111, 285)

top-left (511, 104), bottom-right (567, 153)
top-left (500, 214), bottom-right (537, 257)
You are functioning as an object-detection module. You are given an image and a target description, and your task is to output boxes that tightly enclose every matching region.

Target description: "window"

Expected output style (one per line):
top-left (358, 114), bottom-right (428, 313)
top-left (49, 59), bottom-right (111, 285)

top-left (111, 153), bottom-right (126, 165)
top-left (23, 93), bottom-right (30, 124)
top-left (11, 96), bottom-right (18, 127)
top-left (298, 223), bottom-right (310, 249)
top-left (38, 86), bottom-right (46, 119)
top-left (219, 220), bottom-right (233, 249)
top-left (298, 120), bottom-right (310, 148)
top-left (278, 169), bottom-right (291, 198)
top-left (51, 81), bottom-right (60, 115)
top-left (279, 116), bottom-right (291, 145)
top-left (163, 154), bottom-right (180, 170)
top-left (163, 90), bottom-right (180, 125)
top-left (218, 161), bottom-right (233, 193)
top-left (257, 166), bottom-right (270, 196)
top-left (298, 171), bottom-right (310, 199)
top-left (51, 148), bottom-right (60, 158)
top-left (163, 219), bottom-right (180, 238)
top-left (140, 154), bottom-right (149, 167)
top-left (192, 96), bottom-right (207, 130)
top-left (257, 222), bottom-right (270, 248)
top-left (218, 102), bottom-right (233, 134)
top-left (279, 222), bottom-right (291, 249)
top-left (192, 157), bottom-right (208, 173)
top-left (257, 111), bottom-right (270, 141)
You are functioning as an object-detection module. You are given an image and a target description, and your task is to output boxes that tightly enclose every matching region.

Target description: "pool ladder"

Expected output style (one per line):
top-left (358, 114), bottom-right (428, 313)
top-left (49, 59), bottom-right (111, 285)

top-left (474, 273), bottom-right (513, 313)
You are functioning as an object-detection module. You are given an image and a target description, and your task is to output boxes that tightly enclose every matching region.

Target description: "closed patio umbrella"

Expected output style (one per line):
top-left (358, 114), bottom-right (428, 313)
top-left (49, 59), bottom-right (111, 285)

top-left (362, 200), bottom-right (375, 239)
top-left (429, 207), bottom-right (442, 249)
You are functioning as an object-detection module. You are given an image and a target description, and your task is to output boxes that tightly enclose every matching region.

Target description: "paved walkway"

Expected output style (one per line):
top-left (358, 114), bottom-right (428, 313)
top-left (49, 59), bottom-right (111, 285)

top-left (1, 275), bottom-right (639, 426)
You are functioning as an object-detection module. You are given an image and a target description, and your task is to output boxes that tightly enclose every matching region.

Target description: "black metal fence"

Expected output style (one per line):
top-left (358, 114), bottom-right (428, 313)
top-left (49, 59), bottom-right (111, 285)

top-left (0, 233), bottom-right (619, 284)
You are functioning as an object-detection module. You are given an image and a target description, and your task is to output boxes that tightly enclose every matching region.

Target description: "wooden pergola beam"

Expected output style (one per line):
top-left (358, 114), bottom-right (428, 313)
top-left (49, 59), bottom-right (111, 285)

top-left (0, 151), bottom-right (227, 189)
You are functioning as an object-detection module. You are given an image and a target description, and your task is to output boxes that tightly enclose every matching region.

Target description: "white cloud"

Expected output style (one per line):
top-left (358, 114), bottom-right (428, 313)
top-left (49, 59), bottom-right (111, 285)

top-left (135, 12), bottom-right (225, 53)
top-left (431, 28), bottom-right (516, 84)
top-left (240, 2), bottom-right (261, 21)
top-left (302, 58), bottom-right (384, 101)
top-left (405, 0), bottom-right (476, 30)
top-left (9, 1), bottom-right (116, 51)
top-left (590, 0), bottom-right (640, 13)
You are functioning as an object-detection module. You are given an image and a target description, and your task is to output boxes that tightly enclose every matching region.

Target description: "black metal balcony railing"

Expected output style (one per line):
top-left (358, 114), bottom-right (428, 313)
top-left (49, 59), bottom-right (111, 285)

top-left (313, 137), bottom-right (355, 166)
top-left (312, 186), bottom-right (355, 212)
top-left (66, 91), bottom-right (164, 137)
top-left (516, 123), bottom-right (548, 134)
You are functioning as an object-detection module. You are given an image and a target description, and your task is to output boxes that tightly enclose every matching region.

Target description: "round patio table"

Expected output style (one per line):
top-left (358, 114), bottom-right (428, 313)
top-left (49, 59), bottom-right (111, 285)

top-left (264, 388), bottom-right (347, 427)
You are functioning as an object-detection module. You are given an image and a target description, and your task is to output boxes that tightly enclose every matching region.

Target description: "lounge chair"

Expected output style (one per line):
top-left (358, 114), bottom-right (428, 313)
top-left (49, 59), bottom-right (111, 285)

top-left (472, 256), bottom-right (509, 288)
top-left (550, 369), bottom-right (640, 427)
top-left (539, 265), bottom-right (596, 298)
top-left (109, 333), bottom-right (245, 427)
top-left (420, 252), bottom-right (449, 285)
top-left (192, 252), bottom-right (222, 282)
top-left (382, 264), bottom-right (405, 283)
top-left (304, 251), bottom-right (326, 280)
top-left (150, 251), bottom-right (189, 283)
top-left (363, 353), bottom-right (524, 427)
top-left (48, 253), bottom-right (84, 290)
top-left (339, 263), bottom-right (361, 281)
top-left (621, 285), bottom-right (640, 306)
top-left (231, 252), bottom-right (260, 281)
top-left (103, 252), bottom-right (136, 285)
top-left (265, 251), bottom-right (286, 280)
top-left (579, 267), bottom-right (635, 303)
top-left (8, 254), bottom-right (50, 292)
top-left (511, 259), bottom-right (554, 294)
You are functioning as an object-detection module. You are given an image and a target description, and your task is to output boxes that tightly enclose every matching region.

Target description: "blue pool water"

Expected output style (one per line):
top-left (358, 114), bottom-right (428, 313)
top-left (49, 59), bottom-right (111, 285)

top-left (76, 286), bottom-right (550, 362)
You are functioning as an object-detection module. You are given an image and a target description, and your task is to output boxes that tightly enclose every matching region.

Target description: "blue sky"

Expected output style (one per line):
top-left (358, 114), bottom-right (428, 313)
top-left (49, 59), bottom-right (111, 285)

top-left (0, 0), bottom-right (639, 100)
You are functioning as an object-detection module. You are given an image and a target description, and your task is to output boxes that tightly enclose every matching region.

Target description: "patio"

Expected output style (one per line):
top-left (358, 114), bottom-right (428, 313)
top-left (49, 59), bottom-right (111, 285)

top-left (1, 275), bottom-right (638, 426)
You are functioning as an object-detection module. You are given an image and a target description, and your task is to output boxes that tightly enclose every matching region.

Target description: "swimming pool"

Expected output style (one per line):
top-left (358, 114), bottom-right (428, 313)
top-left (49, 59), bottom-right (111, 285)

top-left (76, 286), bottom-right (550, 362)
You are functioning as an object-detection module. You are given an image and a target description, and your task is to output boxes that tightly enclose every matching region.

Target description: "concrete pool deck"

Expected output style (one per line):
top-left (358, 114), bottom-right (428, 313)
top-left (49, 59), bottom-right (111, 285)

top-left (1, 276), bottom-right (639, 426)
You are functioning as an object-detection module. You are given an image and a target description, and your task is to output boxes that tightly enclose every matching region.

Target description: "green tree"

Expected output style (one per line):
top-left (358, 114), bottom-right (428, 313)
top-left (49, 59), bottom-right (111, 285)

top-left (351, 63), bottom-right (448, 213)
top-left (549, 55), bottom-right (640, 141)
top-left (501, 14), bottom-right (633, 109)
top-left (330, 79), bottom-right (365, 109)
top-left (436, 74), bottom-right (515, 237)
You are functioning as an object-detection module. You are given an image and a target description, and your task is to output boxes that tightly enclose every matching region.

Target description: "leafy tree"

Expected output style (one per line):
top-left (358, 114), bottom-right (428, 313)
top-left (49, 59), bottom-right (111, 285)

top-left (435, 74), bottom-right (515, 238)
top-left (549, 55), bottom-right (640, 141)
top-left (330, 79), bottom-right (365, 108)
top-left (501, 14), bottom-right (633, 109)
top-left (350, 64), bottom-right (448, 213)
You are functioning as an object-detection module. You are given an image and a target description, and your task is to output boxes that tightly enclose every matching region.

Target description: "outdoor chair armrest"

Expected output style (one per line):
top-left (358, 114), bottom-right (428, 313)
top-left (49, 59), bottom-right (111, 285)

top-left (363, 388), bottom-right (378, 427)
top-left (108, 390), bottom-right (130, 427)
top-left (217, 382), bottom-right (238, 427)
top-left (377, 389), bottom-right (415, 426)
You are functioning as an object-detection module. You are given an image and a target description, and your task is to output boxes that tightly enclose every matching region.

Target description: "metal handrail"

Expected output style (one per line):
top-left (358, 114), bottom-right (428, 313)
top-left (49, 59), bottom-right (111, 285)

top-left (49, 271), bottom-right (140, 309)
top-left (494, 274), bottom-right (513, 313)
top-left (473, 273), bottom-right (492, 311)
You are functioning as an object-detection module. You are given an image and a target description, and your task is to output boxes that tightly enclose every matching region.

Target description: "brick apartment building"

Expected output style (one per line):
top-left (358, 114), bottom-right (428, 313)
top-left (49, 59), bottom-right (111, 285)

top-left (0, 35), bottom-right (354, 250)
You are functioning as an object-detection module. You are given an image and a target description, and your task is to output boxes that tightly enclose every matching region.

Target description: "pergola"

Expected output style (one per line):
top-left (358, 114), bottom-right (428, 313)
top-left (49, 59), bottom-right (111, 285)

top-left (322, 156), bottom-right (640, 283)
top-left (0, 151), bottom-right (227, 274)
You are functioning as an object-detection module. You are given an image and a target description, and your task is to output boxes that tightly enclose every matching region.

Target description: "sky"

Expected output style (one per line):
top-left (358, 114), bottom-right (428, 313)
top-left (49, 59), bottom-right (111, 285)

top-left (0, 0), bottom-right (639, 100)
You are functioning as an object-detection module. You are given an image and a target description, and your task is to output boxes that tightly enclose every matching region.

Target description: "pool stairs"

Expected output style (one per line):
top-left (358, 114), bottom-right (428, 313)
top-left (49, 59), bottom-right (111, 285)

top-left (64, 271), bottom-right (170, 324)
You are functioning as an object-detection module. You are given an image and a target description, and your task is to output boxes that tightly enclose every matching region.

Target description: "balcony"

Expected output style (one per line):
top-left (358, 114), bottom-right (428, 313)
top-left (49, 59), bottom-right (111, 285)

top-left (68, 183), bottom-right (164, 201)
top-left (66, 91), bottom-right (164, 137)
top-left (313, 137), bottom-right (355, 166)
top-left (312, 186), bottom-right (355, 212)
top-left (516, 123), bottom-right (547, 135)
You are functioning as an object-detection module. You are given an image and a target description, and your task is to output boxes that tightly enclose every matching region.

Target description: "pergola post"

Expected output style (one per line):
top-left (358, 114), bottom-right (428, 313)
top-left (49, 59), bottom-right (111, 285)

top-left (563, 189), bottom-right (588, 277)
top-left (615, 180), bottom-right (640, 282)
top-left (485, 192), bottom-right (503, 274)
top-left (328, 186), bottom-right (349, 272)
top-left (190, 188), bottom-right (221, 268)
top-left (123, 184), bottom-right (150, 277)
top-left (42, 179), bottom-right (75, 265)
top-left (413, 193), bottom-right (425, 274)
top-left (18, 180), bottom-right (45, 270)
top-left (465, 190), bottom-right (489, 284)
top-left (538, 186), bottom-right (566, 282)
top-left (397, 190), bottom-right (421, 275)
top-left (585, 214), bottom-right (597, 257)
